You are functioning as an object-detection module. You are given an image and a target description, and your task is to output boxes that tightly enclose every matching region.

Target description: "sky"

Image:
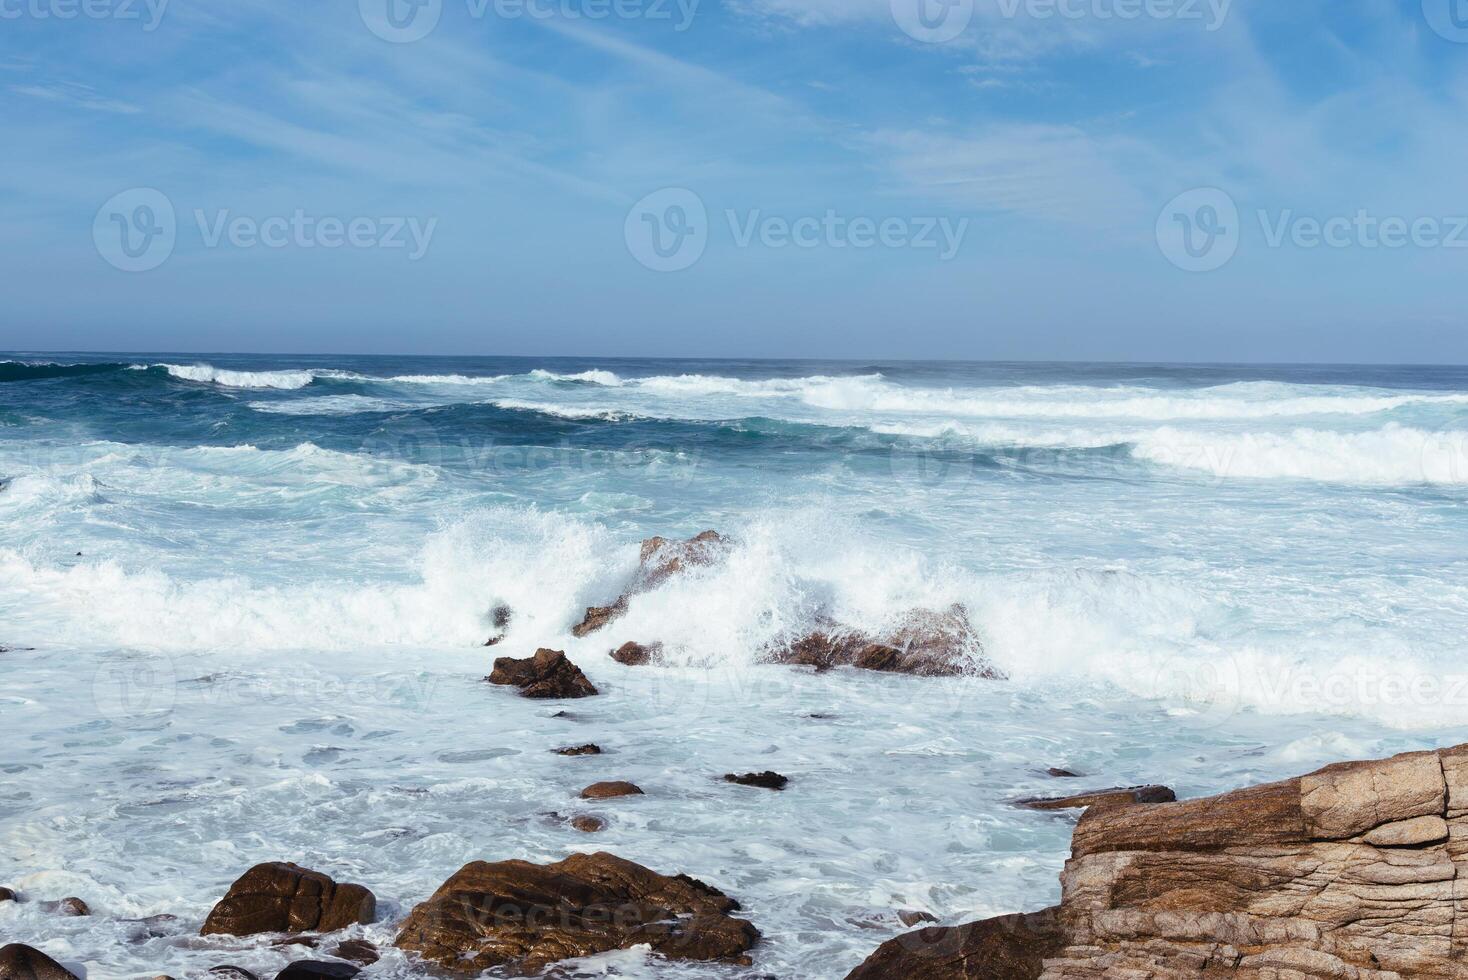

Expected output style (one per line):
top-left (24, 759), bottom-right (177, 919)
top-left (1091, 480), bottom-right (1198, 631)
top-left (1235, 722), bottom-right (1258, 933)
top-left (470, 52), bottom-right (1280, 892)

top-left (1, 0), bottom-right (1466, 362)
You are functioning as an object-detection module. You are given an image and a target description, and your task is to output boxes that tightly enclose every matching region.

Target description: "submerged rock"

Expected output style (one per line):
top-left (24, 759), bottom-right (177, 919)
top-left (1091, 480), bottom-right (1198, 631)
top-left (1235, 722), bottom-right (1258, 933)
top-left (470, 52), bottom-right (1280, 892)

top-left (845, 909), bottom-right (1065, 980)
top-left (571, 814), bottom-right (608, 833)
top-left (207, 968), bottom-right (259, 980)
top-left (554, 743), bottom-right (602, 756)
top-left (200, 863), bottom-right (375, 937)
top-left (610, 641), bottom-right (661, 666)
top-left (394, 851), bottom-right (759, 974)
top-left (771, 605), bottom-right (1001, 679)
top-left (571, 531), bottom-right (729, 637)
top-left (274, 964), bottom-right (358, 980)
top-left (41, 897), bottom-right (88, 917)
top-left (847, 743), bottom-right (1468, 979)
top-left (723, 772), bottom-right (789, 791)
top-left (1012, 785), bottom-right (1175, 812)
top-left (581, 781), bottom-right (644, 800)
top-left (0, 945), bottom-right (81, 980)
top-left (326, 940), bottom-right (378, 966)
top-left (486, 649), bottom-right (598, 699)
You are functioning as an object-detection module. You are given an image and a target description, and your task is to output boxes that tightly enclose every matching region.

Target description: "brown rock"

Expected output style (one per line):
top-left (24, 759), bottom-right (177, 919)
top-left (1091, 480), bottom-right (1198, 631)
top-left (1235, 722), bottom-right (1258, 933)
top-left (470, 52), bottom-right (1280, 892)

top-left (1046, 768), bottom-right (1083, 778)
top-left (555, 743), bottom-right (602, 756)
top-left (844, 909), bottom-right (1065, 980)
top-left (394, 851), bottom-right (758, 974)
top-left (0, 887), bottom-right (15, 903)
top-left (570, 532), bottom-right (729, 637)
top-left (327, 940), bottom-right (379, 965)
top-left (41, 897), bottom-right (88, 917)
top-left (208, 968), bottom-right (259, 980)
top-left (847, 743), bottom-right (1468, 979)
top-left (200, 863), bottom-right (375, 937)
top-left (897, 910), bottom-right (939, 927)
top-left (571, 815), bottom-right (608, 833)
top-left (581, 781), bottom-right (644, 800)
top-left (487, 649), bottom-right (598, 699)
top-left (770, 605), bottom-right (1003, 679)
top-left (723, 772), bottom-right (789, 791)
top-left (1013, 785), bottom-right (1175, 812)
top-left (274, 964), bottom-right (359, 980)
top-left (0, 945), bottom-right (81, 980)
top-left (610, 642), bottom-right (661, 666)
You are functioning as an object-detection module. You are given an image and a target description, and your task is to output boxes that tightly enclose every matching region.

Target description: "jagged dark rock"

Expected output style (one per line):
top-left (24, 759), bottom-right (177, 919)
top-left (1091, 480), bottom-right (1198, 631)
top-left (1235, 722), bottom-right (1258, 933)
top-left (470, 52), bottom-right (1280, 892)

top-left (770, 605), bottom-right (1001, 678)
top-left (200, 863), bottom-right (375, 937)
top-left (1011, 785), bottom-right (1175, 812)
top-left (610, 641), bottom-right (662, 666)
top-left (327, 940), bottom-right (378, 966)
top-left (723, 772), bottom-right (789, 791)
top-left (486, 648), bottom-right (598, 699)
top-left (571, 531), bottom-right (729, 637)
top-left (555, 743), bottom-right (602, 756)
top-left (273, 964), bottom-right (359, 980)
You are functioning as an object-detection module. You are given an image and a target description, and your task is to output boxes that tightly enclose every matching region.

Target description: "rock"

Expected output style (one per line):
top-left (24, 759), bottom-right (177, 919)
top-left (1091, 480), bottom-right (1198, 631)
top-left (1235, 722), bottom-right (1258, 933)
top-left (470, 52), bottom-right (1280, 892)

top-left (0, 944), bottom-right (81, 980)
top-left (571, 531), bottom-right (729, 637)
top-left (327, 940), bottom-right (378, 965)
top-left (486, 648), bottom-right (598, 699)
top-left (274, 964), bottom-right (359, 980)
top-left (1012, 785), bottom-right (1175, 812)
top-left (897, 910), bottom-right (939, 927)
top-left (610, 641), bottom-right (661, 666)
top-left (847, 743), bottom-right (1468, 979)
top-left (723, 771), bottom-right (789, 791)
top-left (844, 909), bottom-right (1065, 980)
top-left (270, 935), bottom-right (319, 948)
top-left (394, 851), bottom-right (758, 974)
top-left (571, 814), bottom-right (608, 833)
top-left (200, 862), bottom-right (375, 937)
top-left (581, 781), bottom-right (644, 799)
top-left (208, 969), bottom-right (260, 980)
top-left (1046, 768), bottom-right (1083, 778)
top-left (0, 887), bottom-right (14, 903)
top-left (555, 743), bottom-right (602, 756)
top-left (771, 605), bottom-right (1002, 679)
top-left (124, 914), bottom-right (184, 942)
top-left (41, 897), bottom-right (88, 917)
top-left (484, 604), bottom-right (513, 647)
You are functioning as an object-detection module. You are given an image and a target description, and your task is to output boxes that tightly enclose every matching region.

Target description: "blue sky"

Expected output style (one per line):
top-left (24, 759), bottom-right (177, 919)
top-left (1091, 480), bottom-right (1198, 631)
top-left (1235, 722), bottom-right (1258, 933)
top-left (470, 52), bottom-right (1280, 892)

top-left (2, 0), bottom-right (1466, 361)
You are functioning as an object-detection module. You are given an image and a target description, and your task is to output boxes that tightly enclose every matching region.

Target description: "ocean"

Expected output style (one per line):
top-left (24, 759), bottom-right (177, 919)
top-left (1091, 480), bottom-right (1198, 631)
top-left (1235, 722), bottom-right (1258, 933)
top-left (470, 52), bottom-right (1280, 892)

top-left (2, 354), bottom-right (1467, 978)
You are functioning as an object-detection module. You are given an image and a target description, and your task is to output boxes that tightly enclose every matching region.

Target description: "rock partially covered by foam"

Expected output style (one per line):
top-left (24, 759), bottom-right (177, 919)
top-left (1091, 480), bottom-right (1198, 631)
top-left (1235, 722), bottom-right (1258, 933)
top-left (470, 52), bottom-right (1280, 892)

top-left (844, 743), bottom-right (1468, 979)
top-left (772, 605), bottom-right (1001, 678)
top-left (200, 863), bottom-right (375, 937)
top-left (393, 852), bottom-right (759, 974)
top-left (571, 532), bottom-right (729, 637)
top-left (486, 648), bottom-right (598, 699)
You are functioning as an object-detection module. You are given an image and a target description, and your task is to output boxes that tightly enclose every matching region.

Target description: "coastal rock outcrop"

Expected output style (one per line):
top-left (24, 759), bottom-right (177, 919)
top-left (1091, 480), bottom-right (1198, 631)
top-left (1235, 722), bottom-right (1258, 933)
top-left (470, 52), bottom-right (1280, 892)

top-left (844, 743), bottom-right (1468, 979)
top-left (571, 531), bottom-right (729, 637)
top-left (771, 605), bottom-right (1001, 678)
top-left (1012, 785), bottom-right (1175, 811)
top-left (581, 781), bottom-right (644, 800)
top-left (200, 863), bottom-right (375, 937)
top-left (393, 851), bottom-right (759, 974)
top-left (486, 649), bottom-right (598, 699)
top-left (610, 641), bottom-right (661, 666)
top-left (0, 944), bottom-right (81, 980)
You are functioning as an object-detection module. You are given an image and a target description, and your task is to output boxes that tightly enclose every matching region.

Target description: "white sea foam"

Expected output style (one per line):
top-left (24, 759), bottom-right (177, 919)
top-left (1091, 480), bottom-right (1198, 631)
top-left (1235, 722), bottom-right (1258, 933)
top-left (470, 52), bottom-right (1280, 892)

top-left (527, 369), bottom-right (624, 386)
top-left (490, 399), bottom-right (640, 421)
top-left (247, 395), bottom-right (405, 416)
top-left (157, 363), bottom-right (318, 390)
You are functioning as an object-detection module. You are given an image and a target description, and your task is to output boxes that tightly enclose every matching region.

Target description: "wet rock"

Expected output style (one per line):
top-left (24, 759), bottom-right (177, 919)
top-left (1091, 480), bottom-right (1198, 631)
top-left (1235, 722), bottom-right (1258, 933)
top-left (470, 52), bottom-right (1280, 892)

top-left (326, 940), bottom-right (378, 966)
top-left (1045, 768), bottom-right (1083, 778)
top-left (554, 743), bottom-right (602, 756)
top-left (581, 781), bottom-right (644, 800)
top-left (487, 648), bottom-right (598, 700)
top-left (41, 897), bottom-right (88, 917)
top-left (484, 605), bottom-right (513, 647)
top-left (0, 945), bottom-right (81, 980)
top-left (274, 964), bottom-right (359, 980)
top-left (1011, 785), bottom-right (1175, 812)
top-left (271, 936), bottom-right (319, 949)
top-left (771, 606), bottom-right (1001, 679)
top-left (571, 532), bottom-right (729, 637)
top-left (844, 909), bottom-right (1065, 980)
top-left (723, 772), bottom-right (789, 791)
top-left (394, 851), bottom-right (759, 974)
top-left (124, 914), bottom-right (185, 942)
top-left (610, 641), bottom-right (661, 667)
top-left (200, 863), bottom-right (375, 937)
top-left (208, 969), bottom-right (259, 980)
top-left (571, 814), bottom-right (608, 833)
top-left (0, 887), bottom-right (14, 903)
top-left (897, 910), bottom-right (939, 927)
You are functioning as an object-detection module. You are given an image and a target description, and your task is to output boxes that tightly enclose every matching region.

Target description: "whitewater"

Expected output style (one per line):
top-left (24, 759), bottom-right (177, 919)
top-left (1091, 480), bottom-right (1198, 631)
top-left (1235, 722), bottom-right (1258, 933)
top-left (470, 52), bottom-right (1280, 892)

top-left (2, 354), bottom-right (1468, 979)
